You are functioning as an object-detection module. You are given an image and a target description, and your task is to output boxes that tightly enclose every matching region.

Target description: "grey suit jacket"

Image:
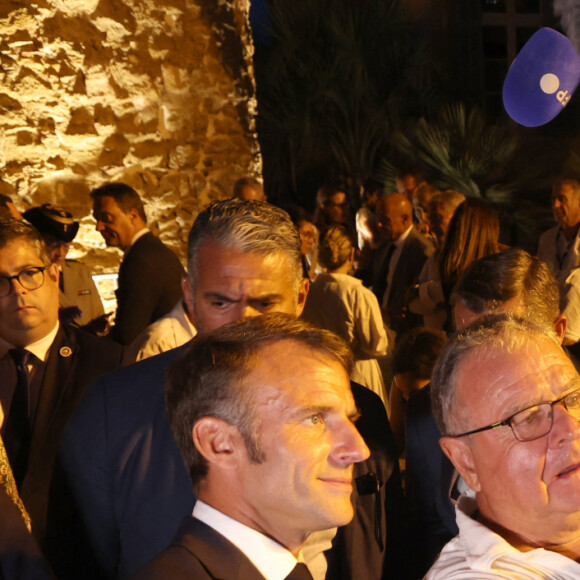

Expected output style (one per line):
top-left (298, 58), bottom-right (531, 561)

top-left (129, 517), bottom-right (266, 580)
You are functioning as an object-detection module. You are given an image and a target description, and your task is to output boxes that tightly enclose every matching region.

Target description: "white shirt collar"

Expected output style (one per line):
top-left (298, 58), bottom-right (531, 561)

top-left (124, 227), bottom-right (149, 254)
top-left (0, 321), bottom-right (59, 362)
top-left (456, 494), bottom-right (580, 572)
top-left (193, 501), bottom-right (300, 580)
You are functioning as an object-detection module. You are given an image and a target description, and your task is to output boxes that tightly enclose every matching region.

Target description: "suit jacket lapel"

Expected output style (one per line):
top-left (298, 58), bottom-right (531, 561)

top-left (29, 327), bottom-right (77, 459)
top-left (177, 517), bottom-right (269, 580)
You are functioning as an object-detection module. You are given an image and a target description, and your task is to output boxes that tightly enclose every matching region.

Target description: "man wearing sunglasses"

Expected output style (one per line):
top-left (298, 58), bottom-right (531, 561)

top-left (0, 219), bottom-right (124, 546)
top-left (427, 314), bottom-right (580, 578)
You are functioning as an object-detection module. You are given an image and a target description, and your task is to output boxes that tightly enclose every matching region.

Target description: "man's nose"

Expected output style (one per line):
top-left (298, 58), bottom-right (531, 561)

top-left (94, 219), bottom-right (105, 231)
top-left (11, 277), bottom-right (28, 295)
top-left (236, 304), bottom-right (261, 321)
top-left (549, 403), bottom-right (580, 446)
top-left (331, 421), bottom-right (370, 466)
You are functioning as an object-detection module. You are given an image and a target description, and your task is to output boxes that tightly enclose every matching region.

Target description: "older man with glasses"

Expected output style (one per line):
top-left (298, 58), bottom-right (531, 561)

top-left (427, 313), bottom-right (580, 579)
top-left (0, 219), bottom-right (124, 548)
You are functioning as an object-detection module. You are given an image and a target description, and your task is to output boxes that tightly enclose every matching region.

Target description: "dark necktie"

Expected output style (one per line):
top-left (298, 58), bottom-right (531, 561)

top-left (374, 243), bottom-right (396, 303)
top-left (4, 348), bottom-right (32, 488)
top-left (285, 562), bottom-right (314, 580)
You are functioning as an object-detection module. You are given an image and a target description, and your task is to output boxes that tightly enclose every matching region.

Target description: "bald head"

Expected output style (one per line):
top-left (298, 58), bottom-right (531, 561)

top-left (377, 193), bottom-right (413, 242)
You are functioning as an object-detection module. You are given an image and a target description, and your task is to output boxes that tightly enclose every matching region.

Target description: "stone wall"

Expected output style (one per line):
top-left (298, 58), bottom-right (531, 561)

top-left (0, 0), bottom-right (261, 273)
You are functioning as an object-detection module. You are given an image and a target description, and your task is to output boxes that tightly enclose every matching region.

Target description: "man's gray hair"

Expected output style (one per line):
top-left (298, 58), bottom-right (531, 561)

top-left (166, 313), bottom-right (354, 487)
top-left (431, 313), bottom-right (560, 435)
top-left (187, 199), bottom-right (303, 297)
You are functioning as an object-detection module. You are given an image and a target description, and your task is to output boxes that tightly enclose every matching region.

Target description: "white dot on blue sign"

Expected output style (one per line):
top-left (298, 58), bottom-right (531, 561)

top-left (540, 73), bottom-right (560, 94)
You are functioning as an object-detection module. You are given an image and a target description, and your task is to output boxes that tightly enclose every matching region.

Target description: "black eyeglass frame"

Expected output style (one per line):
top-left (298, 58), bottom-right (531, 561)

top-left (448, 387), bottom-right (580, 442)
top-left (0, 266), bottom-right (47, 298)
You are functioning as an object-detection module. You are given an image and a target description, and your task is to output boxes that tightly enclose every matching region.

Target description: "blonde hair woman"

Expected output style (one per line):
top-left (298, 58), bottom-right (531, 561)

top-left (301, 225), bottom-right (389, 405)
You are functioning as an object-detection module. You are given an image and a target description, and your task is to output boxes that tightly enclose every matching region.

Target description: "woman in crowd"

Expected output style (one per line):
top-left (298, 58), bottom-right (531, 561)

top-left (407, 197), bottom-right (501, 332)
top-left (301, 225), bottom-right (389, 404)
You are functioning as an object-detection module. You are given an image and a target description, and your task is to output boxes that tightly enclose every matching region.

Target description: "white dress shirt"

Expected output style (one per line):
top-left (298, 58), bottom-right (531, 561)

top-left (427, 495), bottom-right (580, 579)
top-left (193, 501), bottom-right (301, 580)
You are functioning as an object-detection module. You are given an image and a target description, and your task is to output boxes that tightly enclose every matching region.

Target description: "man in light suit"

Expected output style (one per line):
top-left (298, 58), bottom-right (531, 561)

top-left (131, 314), bottom-right (369, 579)
top-left (373, 192), bottom-right (434, 338)
top-left (57, 200), bottom-right (405, 580)
top-left (91, 183), bottom-right (185, 345)
top-left (0, 219), bottom-right (124, 549)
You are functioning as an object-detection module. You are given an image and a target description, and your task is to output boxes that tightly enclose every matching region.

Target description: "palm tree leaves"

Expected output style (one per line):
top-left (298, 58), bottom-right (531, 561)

top-left (255, 0), bottom-right (427, 203)
top-left (383, 103), bottom-right (522, 202)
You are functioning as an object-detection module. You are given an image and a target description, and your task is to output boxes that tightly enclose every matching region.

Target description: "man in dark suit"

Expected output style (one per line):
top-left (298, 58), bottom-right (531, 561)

top-left (0, 219), bottom-right (125, 549)
top-left (58, 200), bottom-right (404, 580)
top-left (405, 248), bottom-right (568, 577)
top-left (373, 192), bottom-right (434, 338)
top-left (91, 183), bottom-right (185, 345)
top-left (131, 314), bottom-right (369, 579)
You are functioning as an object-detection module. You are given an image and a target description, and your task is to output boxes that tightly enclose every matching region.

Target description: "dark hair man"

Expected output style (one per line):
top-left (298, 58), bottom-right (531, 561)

top-left (56, 200), bottom-right (403, 580)
top-left (23, 204), bottom-right (105, 328)
top-left (0, 219), bottom-right (123, 546)
top-left (91, 183), bottom-right (185, 345)
top-left (131, 314), bottom-right (368, 579)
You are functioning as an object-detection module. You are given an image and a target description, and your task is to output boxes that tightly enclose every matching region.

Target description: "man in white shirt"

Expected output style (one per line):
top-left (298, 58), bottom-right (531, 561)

top-left (130, 314), bottom-right (369, 580)
top-left (538, 179), bottom-right (580, 345)
top-left (91, 183), bottom-right (185, 345)
top-left (427, 314), bottom-right (580, 579)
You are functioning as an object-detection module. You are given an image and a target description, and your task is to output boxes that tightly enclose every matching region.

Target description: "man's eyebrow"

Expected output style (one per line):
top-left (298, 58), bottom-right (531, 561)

top-left (0, 263), bottom-right (44, 276)
top-left (202, 291), bottom-right (237, 302)
top-left (505, 378), bottom-right (580, 417)
top-left (248, 293), bottom-right (283, 302)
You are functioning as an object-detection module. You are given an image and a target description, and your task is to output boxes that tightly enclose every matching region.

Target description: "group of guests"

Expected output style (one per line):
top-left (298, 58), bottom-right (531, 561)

top-left (1, 174), bottom-right (580, 580)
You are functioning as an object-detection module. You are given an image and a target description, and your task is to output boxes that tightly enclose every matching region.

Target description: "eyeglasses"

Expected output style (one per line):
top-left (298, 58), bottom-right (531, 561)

top-left (0, 267), bottom-right (46, 298)
top-left (450, 388), bottom-right (580, 442)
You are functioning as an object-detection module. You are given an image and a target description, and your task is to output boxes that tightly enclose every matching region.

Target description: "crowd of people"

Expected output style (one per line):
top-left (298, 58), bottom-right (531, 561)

top-left (1, 173), bottom-right (580, 580)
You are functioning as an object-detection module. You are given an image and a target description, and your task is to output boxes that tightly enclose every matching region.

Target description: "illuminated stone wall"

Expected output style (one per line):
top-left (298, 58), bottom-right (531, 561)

top-left (0, 0), bottom-right (261, 273)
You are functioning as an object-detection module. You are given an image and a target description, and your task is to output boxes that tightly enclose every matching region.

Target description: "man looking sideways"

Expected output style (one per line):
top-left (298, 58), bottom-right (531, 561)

top-left (131, 314), bottom-right (369, 579)
top-left (428, 314), bottom-right (580, 578)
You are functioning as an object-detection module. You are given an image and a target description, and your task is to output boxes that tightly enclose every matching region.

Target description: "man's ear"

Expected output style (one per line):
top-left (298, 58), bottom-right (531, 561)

top-left (439, 436), bottom-right (481, 493)
top-left (192, 417), bottom-right (244, 471)
top-left (181, 276), bottom-right (195, 324)
top-left (554, 314), bottom-right (568, 345)
top-left (48, 263), bottom-right (60, 283)
top-left (295, 277), bottom-right (309, 318)
top-left (128, 207), bottom-right (140, 223)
